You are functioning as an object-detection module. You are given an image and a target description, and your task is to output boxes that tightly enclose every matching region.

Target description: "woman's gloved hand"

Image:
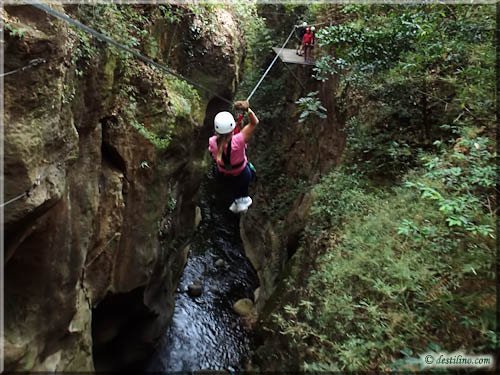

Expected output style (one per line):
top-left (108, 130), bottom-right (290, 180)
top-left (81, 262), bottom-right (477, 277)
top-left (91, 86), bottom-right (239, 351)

top-left (234, 100), bottom-right (250, 112)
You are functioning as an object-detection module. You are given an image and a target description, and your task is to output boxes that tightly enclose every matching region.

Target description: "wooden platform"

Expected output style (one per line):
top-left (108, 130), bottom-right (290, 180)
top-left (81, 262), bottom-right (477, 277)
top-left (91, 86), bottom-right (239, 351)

top-left (272, 47), bottom-right (315, 65)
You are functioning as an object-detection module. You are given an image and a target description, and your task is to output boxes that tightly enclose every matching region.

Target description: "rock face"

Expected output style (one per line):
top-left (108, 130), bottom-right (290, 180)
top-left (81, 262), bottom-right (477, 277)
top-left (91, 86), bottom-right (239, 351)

top-left (3, 4), bottom-right (244, 371)
top-left (170, 7), bottom-right (245, 99)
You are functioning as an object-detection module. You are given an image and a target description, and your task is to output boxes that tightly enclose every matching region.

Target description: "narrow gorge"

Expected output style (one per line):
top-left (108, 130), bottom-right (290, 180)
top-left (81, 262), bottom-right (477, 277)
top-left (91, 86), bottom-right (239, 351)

top-left (3, 3), bottom-right (496, 373)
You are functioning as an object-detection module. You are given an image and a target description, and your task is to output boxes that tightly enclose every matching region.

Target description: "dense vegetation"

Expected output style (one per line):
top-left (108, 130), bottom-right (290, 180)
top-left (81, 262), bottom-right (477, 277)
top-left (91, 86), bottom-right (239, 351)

top-left (246, 4), bottom-right (496, 371)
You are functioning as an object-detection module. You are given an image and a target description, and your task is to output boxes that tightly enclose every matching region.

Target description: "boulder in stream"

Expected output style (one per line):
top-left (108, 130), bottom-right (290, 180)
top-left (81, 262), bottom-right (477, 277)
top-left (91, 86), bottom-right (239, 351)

top-left (232, 298), bottom-right (255, 316)
top-left (215, 258), bottom-right (225, 268)
top-left (188, 281), bottom-right (203, 297)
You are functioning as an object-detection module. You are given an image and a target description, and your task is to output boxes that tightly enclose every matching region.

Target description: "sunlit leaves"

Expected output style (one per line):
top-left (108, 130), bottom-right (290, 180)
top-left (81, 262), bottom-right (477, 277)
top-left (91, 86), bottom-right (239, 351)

top-left (295, 91), bottom-right (327, 123)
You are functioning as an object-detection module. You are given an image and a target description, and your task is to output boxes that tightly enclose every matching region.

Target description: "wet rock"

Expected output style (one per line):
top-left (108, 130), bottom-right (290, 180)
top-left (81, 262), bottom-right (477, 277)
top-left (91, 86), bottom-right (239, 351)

top-left (215, 258), bottom-right (225, 268)
top-left (188, 282), bottom-right (203, 297)
top-left (232, 298), bottom-right (254, 317)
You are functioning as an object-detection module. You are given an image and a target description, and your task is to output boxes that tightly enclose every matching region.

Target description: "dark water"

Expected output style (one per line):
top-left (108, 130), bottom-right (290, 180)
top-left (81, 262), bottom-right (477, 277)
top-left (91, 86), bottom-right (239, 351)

top-left (147, 170), bottom-right (259, 372)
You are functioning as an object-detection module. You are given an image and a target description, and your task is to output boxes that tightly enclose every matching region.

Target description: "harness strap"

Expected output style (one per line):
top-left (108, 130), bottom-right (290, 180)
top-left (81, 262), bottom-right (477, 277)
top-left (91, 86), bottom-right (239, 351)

top-left (218, 139), bottom-right (245, 172)
top-left (222, 139), bottom-right (232, 170)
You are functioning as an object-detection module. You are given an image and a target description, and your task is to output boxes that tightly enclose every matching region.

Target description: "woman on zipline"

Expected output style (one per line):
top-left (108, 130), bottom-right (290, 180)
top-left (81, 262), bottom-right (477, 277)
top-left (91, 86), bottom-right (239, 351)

top-left (209, 100), bottom-right (259, 213)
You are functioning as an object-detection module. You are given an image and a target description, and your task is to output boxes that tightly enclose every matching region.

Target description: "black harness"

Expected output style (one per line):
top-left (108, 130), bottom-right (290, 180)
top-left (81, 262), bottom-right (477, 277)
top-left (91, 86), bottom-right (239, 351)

top-left (218, 139), bottom-right (244, 172)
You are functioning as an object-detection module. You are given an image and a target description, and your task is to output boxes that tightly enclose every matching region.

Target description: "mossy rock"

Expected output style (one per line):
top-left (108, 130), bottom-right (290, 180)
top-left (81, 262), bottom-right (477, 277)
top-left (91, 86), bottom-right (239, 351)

top-left (232, 298), bottom-right (254, 316)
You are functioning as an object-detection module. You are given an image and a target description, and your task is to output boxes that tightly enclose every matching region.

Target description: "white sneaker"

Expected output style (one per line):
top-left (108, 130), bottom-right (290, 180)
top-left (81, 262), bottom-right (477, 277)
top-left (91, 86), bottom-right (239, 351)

top-left (229, 197), bottom-right (252, 213)
top-left (235, 196), bottom-right (252, 212)
top-left (229, 201), bottom-right (238, 213)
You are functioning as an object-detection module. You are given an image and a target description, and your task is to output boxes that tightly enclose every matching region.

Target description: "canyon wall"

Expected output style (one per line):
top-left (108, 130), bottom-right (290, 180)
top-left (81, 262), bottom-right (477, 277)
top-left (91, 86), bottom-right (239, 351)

top-left (3, 4), bottom-right (244, 371)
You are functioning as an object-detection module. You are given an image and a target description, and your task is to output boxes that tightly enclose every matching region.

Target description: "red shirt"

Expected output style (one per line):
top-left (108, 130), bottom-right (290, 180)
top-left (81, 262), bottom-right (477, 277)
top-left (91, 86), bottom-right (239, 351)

top-left (303, 32), bottom-right (313, 44)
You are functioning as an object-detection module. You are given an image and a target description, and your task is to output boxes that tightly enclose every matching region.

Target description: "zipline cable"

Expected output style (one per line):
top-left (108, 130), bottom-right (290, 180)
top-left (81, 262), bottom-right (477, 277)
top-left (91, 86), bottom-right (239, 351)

top-left (1, 175), bottom-right (42, 208)
top-left (246, 26), bottom-right (296, 101)
top-left (31, 3), bottom-right (233, 106)
top-left (1, 58), bottom-right (47, 77)
top-left (1, 192), bottom-right (29, 208)
top-left (31, 4), bottom-right (314, 105)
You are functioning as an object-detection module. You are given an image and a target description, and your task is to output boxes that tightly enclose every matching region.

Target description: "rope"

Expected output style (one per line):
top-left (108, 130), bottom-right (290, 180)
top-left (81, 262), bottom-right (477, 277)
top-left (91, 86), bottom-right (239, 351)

top-left (1, 192), bottom-right (29, 208)
top-left (1, 175), bottom-right (42, 208)
top-left (246, 26), bottom-right (296, 101)
top-left (1, 58), bottom-right (47, 77)
top-left (31, 3), bottom-right (233, 106)
top-left (307, 21), bottom-right (330, 27)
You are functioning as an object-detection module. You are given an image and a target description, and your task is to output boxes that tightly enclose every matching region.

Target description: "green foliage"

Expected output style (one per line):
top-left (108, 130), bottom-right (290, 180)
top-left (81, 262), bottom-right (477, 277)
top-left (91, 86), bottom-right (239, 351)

top-left (186, 4), bottom-right (220, 38)
top-left (158, 4), bottom-right (183, 23)
top-left (295, 91), bottom-right (327, 123)
top-left (308, 167), bottom-right (370, 231)
top-left (264, 174), bottom-right (309, 223)
top-left (316, 10), bottom-right (421, 74)
top-left (130, 119), bottom-right (171, 150)
top-left (404, 132), bottom-right (496, 239)
top-left (117, 72), bottom-right (201, 151)
top-left (238, 68), bottom-right (288, 122)
top-left (72, 5), bottom-right (146, 72)
top-left (258, 4), bottom-right (496, 372)
top-left (187, 2), bottom-right (222, 18)
top-left (313, 56), bottom-right (346, 81)
top-left (315, 5), bottom-right (495, 180)
top-left (342, 115), bottom-right (420, 179)
top-left (122, 103), bottom-right (171, 150)
top-left (5, 22), bottom-right (26, 38)
top-left (69, 5), bottom-right (202, 150)
top-left (165, 76), bottom-right (202, 120)
top-left (271, 159), bottom-right (495, 370)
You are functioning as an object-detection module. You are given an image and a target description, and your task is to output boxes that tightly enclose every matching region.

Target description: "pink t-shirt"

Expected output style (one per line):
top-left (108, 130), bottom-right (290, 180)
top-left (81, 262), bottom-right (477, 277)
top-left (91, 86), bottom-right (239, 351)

top-left (208, 132), bottom-right (248, 176)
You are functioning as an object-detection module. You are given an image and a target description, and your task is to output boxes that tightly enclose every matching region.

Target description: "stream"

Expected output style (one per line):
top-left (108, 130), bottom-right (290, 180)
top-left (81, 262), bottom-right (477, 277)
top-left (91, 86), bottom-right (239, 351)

top-left (146, 169), bottom-right (259, 372)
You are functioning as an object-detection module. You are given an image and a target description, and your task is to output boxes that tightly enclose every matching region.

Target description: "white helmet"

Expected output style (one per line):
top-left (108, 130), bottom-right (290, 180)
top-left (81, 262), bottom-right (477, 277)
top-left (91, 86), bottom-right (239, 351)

top-left (214, 111), bottom-right (236, 134)
top-left (302, 21), bottom-right (307, 27)
top-left (311, 26), bottom-right (316, 32)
